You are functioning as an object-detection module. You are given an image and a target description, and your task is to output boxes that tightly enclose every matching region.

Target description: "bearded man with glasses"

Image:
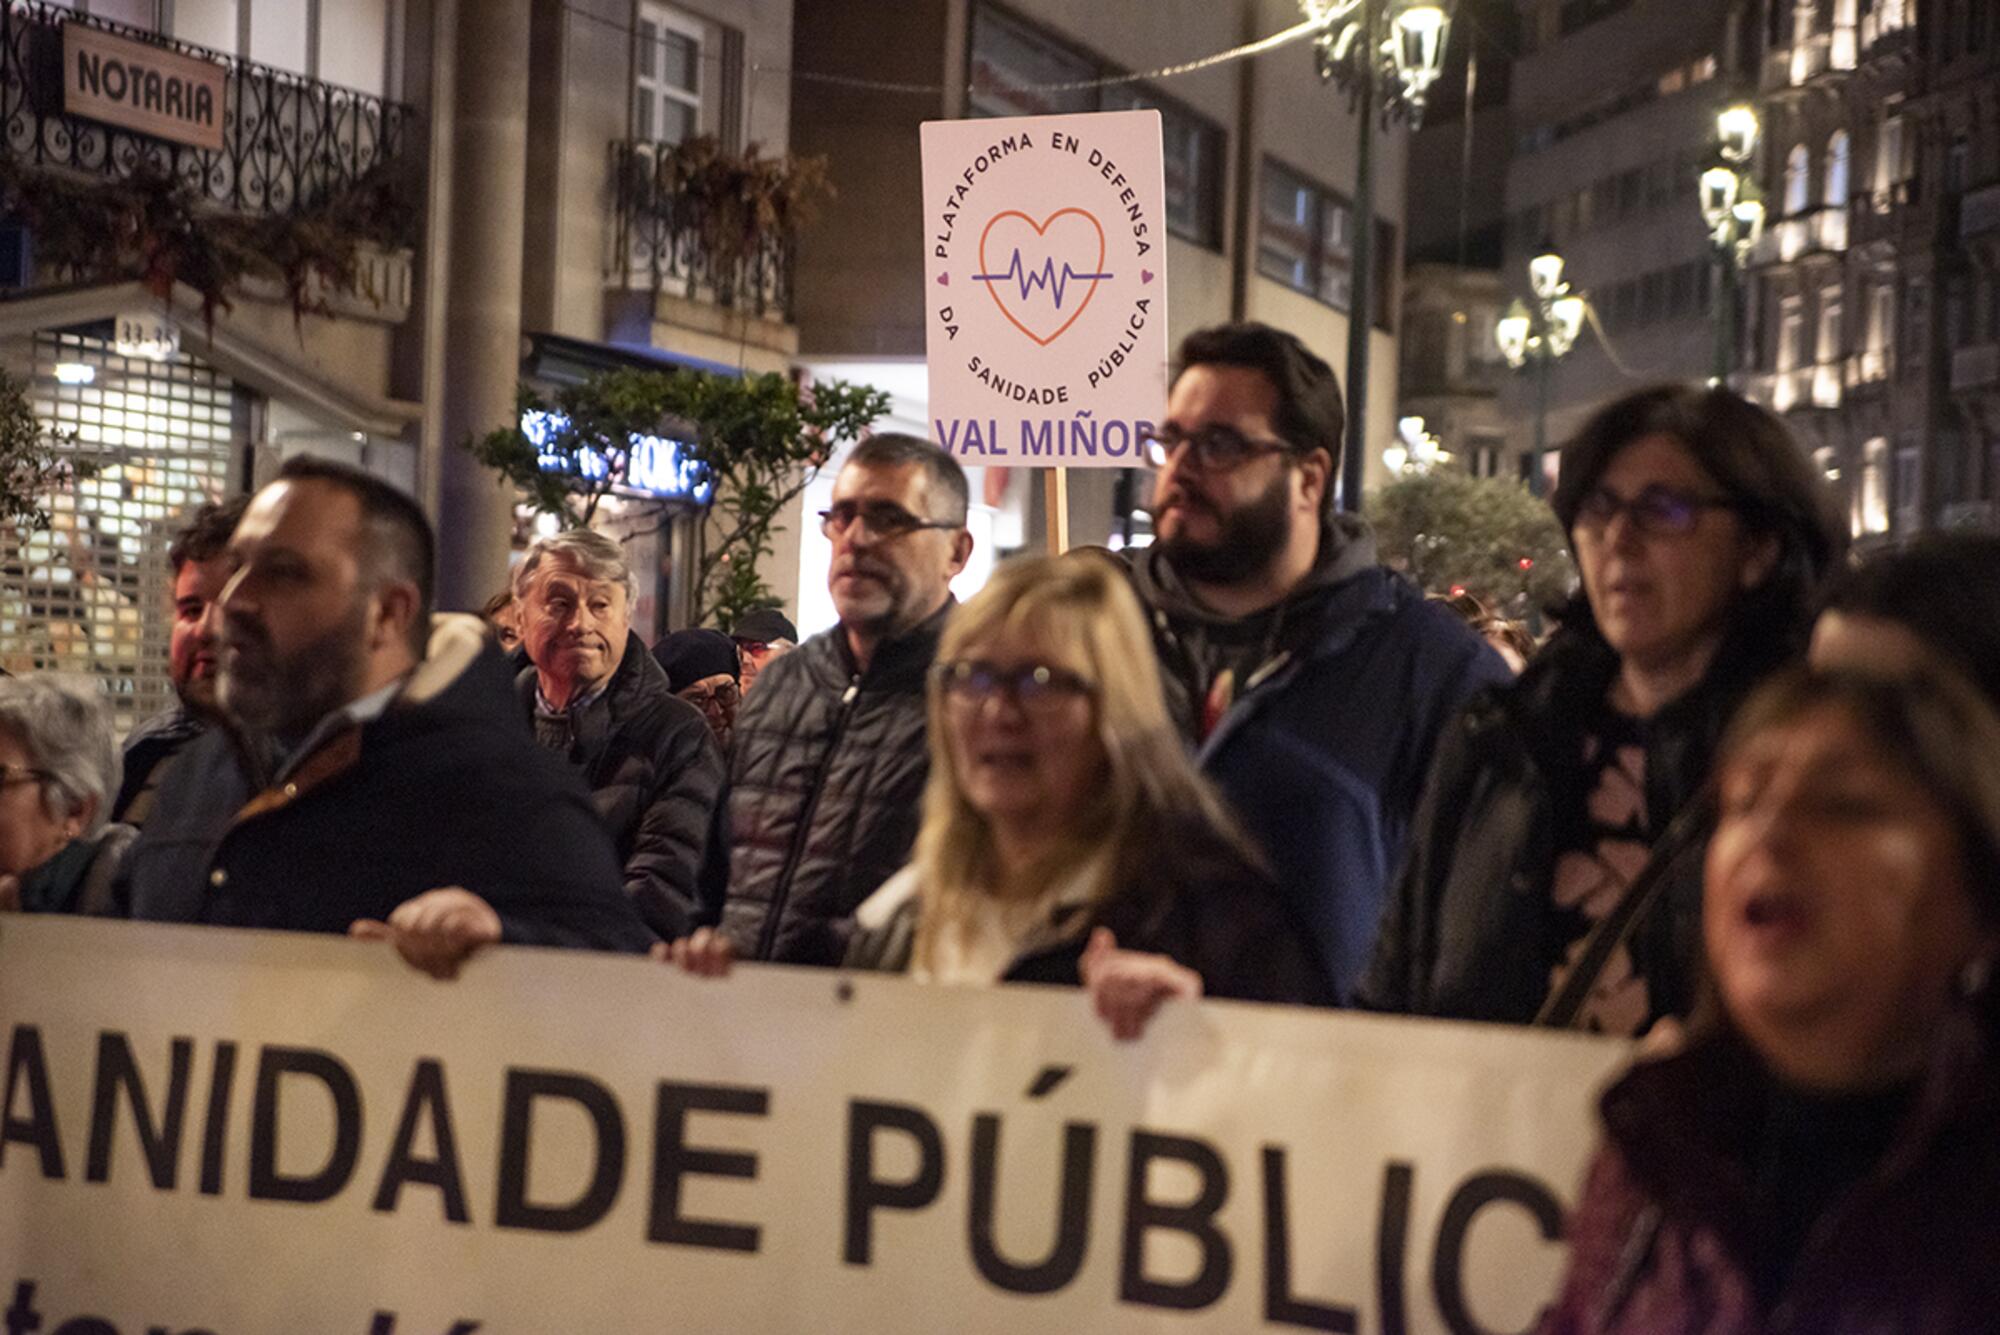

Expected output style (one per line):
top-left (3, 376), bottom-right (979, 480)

top-left (1125, 322), bottom-right (1511, 1003)
top-left (690, 434), bottom-right (974, 968)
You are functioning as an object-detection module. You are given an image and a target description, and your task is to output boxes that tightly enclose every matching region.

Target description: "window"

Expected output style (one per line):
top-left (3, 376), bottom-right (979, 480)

top-left (173, 0), bottom-right (236, 51)
top-left (1945, 136), bottom-right (1969, 195)
top-left (1894, 443), bottom-right (1921, 532)
top-left (1785, 143), bottom-right (1812, 214)
top-left (968, 6), bottom-right (1094, 118)
top-left (635, 3), bottom-right (703, 146)
top-left (1825, 131), bottom-right (1850, 206)
top-left (1257, 162), bottom-right (1316, 293)
top-left (1816, 287), bottom-right (1844, 363)
top-left (970, 6), bottom-right (1227, 249)
top-left (1468, 436), bottom-right (1504, 478)
top-left (1255, 159), bottom-right (1393, 326)
top-left (1874, 114), bottom-right (1907, 202)
top-left (1856, 436), bottom-right (1890, 534)
top-left (1100, 86), bottom-right (1226, 250)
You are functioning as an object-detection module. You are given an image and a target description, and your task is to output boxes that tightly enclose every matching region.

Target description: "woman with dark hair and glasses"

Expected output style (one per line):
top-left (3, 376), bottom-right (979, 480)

top-left (1359, 383), bottom-right (1844, 1032)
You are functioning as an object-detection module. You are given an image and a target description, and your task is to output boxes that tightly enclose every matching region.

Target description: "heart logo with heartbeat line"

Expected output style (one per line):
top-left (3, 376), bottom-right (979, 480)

top-left (974, 209), bottom-right (1112, 347)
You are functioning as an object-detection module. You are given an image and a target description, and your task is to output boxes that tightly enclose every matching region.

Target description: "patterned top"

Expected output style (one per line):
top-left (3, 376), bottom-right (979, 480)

top-left (1546, 707), bottom-right (1653, 1034)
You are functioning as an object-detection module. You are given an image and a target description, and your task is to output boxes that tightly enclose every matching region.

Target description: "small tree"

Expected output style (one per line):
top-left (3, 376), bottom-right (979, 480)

top-left (0, 367), bottom-right (83, 533)
top-left (468, 367), bottom-right (888, 627)
top-left (1372, 469), bottom-right (1574, 615)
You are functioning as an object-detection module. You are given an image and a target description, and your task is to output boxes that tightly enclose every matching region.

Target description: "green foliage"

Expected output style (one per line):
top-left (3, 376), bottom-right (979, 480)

top-left (467, 367), bottom-right (890, 627)
top-left (0, 367), bottom-right (84, 534)
top-left (1372, 469), bottom-right (1575, 613)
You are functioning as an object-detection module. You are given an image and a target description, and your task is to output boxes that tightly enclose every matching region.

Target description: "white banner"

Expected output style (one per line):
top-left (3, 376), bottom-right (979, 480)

top-left (922, 110), bottom-right (1170, 467)
top-left (0, 916), bottom-right (1628, 1334)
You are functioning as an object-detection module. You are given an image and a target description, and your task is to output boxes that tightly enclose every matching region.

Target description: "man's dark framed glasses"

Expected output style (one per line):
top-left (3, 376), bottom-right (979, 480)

top-left (1574, 484), bottom-right (1742, 538)
top-left (935, 660), bottom-right (1095, 713)
top-left (818, 500), bottom-right (961, 539)
top-left (1140, 424), bottom-right (1300, 472)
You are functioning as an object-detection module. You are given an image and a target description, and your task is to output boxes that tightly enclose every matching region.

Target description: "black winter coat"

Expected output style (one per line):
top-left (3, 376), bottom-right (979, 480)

top-left (123, 617), bottom-right (656, 952)
top-left (516, 631), bottom-right (723, 940)
top-left (717, 603), bottom-right (947, 965)
top-left (1357, 622), bottom-right (1797, 1027)
top-left (844, 831), bottom-right (1338, 1006)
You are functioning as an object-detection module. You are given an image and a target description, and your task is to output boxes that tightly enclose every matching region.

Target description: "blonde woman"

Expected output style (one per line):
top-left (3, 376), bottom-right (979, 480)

top-left (668, 554), bottom-right (1332, 1036)
top-left (843, 553), bottom-right (1332, 1032)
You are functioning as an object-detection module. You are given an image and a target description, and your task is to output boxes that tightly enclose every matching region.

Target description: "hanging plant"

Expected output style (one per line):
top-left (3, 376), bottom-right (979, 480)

top-left (620, 136), bottom-right (830, 295)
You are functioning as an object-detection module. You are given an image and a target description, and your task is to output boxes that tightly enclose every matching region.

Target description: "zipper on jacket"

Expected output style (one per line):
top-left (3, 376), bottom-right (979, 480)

top-left (755, 676), bottom-right (863, 959)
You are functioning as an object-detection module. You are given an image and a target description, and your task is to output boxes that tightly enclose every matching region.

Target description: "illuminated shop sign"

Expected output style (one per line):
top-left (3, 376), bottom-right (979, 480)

top-left (522, 410), bottom-right (714, 506)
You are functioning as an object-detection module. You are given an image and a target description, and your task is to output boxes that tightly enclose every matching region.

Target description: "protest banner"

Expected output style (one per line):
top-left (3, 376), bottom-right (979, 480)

top-left (0, 916), bottom-right (1627, 1334)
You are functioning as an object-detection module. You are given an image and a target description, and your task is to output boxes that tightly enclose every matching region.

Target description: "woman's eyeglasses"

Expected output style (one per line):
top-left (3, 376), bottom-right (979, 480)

top-left (1574, 484), bottom-right (1741, 537)
top-left (936, 660), bottom-right (1094, 713)
top-left (819, 500), bottom-right (961, 540)
top-left (1139, 424), bottom-right (1298, 472)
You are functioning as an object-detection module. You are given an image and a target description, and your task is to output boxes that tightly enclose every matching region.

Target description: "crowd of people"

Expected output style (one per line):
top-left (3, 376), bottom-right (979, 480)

top-left (3, 317), bottom-right (1998, 1328)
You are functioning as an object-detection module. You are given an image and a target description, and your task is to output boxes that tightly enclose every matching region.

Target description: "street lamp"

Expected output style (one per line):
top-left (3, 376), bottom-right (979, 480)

top-left (1307, 0), bottom-right (1455, 512)
top-left (1699, 102), bottom-right (1765, 383)
top-left (1383, 414), bottom-right (1450, 474)
top-left (1495, 245), bottom-right (1586, 497)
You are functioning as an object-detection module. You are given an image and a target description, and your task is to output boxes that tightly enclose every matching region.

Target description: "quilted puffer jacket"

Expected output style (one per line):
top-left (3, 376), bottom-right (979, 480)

top-left (716, 601), bottom-right (949, 964)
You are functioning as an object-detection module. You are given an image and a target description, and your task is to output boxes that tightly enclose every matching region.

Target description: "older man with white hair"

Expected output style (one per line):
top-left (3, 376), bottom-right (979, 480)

top-left (514, 528), bottom-right (724, 939)
top-left (0, 674), bottom-right (131, 915)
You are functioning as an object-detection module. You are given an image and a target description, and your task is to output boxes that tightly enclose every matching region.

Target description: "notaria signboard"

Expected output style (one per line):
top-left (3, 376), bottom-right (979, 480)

top-left (0, 916), bottom-right (1628, 1333)
top-left (921, 111), bottom-right (1170, 467)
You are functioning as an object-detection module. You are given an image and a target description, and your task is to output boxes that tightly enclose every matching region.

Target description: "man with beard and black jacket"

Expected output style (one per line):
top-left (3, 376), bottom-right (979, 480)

top-left (694, 434), bottom-right (973, 967)
top-left (1129, 323), bottom-right (1510, 1002)
top-left (113, 495), bottom-right (248, 827)
top-left (122, 456), bottom-right (654, 975)
top-left (513, 529), bottom-right (724, 940)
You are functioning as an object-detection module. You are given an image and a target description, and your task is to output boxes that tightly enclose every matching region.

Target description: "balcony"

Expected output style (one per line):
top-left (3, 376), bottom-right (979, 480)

top-left (1962, 184), bottom-right (2000, 242)
top-left (1783, 26), bottom-right (1856, 86)
top-left (1751, 205), bottom-right (1849, 266)
top-left (1848, 347), bottom-right (1890, 386)
top-left (1811, 361), bottom-right (1843, 408)
top-left (1952, 343), bottom-right (2000, 394)
top-left (609, 139), bottom-right (797, 324)
top-left (1771, 367), bottom-right (1810, 413)
top-left (0, 2), bottom-right (414, 220)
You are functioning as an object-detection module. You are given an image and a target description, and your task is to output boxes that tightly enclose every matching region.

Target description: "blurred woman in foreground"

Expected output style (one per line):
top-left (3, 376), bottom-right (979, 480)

top-left (671, 554), bottom-right (1334, 1035)
top-left (1544, 668), bottom-right (2000, 1332)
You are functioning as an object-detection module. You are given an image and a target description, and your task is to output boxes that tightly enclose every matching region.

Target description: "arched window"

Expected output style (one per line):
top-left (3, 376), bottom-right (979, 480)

top-left (1825, 130), bottom-right (1851, 205)
top-left (1785, 143), bottom-right (1812, 214)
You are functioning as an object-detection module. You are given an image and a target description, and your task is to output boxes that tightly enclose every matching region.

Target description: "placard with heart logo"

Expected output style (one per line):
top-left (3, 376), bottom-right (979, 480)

top-left (973, 208), bottom-right (1111, 347)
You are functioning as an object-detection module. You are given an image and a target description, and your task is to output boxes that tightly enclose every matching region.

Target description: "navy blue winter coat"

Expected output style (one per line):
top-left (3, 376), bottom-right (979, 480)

top-left (1129, 519), bottom-right (1509, 1001)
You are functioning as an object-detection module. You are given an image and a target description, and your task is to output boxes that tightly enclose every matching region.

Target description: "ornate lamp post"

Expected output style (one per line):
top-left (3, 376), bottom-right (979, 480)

top-left (1306, 0), bottom-right (1454, 512)
top-left (1698, 103), bottom-right (1766, 383)
top-left (1495, 244), bottom-right (1586, 497)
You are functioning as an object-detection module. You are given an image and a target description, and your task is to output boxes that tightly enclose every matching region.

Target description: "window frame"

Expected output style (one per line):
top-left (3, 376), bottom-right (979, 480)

top-left (966, 2), bottom-right (1228, 252)
top-left (633, 1), bottom-right (705, 147)
top-left (1255, 153), bottom-right (1395, 331)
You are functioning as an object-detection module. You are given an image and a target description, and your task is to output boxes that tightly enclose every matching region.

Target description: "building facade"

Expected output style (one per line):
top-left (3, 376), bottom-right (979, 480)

top-left (787, 0), bottom-right (1411, 633)
top-left (1497, 0), bottom-right (1756, 484)
top-left (0, 0), bottom-right (425, 728)
top-left (1745, 0), bottom-right (1998, 543)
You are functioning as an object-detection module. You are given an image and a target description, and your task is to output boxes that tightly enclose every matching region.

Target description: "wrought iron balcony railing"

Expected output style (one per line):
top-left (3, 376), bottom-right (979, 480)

top-left (0, 0), bottom-right (414, 218)
top-left (609, 139), bottom-right (795, 323)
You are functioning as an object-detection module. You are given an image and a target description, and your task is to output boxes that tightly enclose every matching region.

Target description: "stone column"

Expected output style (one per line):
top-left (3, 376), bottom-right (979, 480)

top-left (432, 0), bottom-right (530, 611)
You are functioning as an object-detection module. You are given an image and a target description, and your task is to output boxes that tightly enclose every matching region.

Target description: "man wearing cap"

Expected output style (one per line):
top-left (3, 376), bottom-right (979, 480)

top-left (729, 607), bottom-right (796, 697)
top-left (514, 528), bottom-right (725, 940)
top-left (655, 628), bottom-right (741, 751)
